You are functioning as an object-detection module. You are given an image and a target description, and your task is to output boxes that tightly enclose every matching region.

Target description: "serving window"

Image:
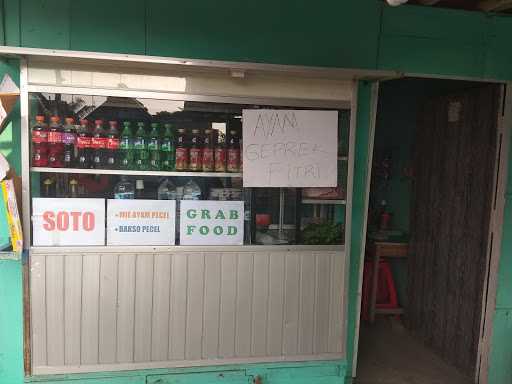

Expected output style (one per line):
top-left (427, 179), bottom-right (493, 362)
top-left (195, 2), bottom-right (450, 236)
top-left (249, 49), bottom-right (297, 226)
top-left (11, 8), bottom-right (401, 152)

top-left (28, 92), bottom-right (349, 247)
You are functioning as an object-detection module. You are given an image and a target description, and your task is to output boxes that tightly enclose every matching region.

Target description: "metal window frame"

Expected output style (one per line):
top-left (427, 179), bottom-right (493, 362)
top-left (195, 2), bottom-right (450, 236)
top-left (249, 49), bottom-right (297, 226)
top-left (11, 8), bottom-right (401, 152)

top-left (13, 50), bottom-right (362, 376)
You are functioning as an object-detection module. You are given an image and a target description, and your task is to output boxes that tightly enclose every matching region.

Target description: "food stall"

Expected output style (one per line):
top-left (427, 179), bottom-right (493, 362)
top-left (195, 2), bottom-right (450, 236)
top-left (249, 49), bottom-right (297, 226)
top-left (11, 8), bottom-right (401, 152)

top-left (15, 51), bottom-right (357, 376)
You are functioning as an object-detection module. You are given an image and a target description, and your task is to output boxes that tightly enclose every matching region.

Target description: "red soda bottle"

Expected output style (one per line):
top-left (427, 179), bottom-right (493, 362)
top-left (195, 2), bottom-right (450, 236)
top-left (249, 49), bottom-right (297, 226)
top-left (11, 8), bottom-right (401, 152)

top-left (48, 116), bottom-right (64, 168)
top-left (91, 119), bottom-right (107, 169)
top-left (62, 117), bottom-right (76, 168)
top-left (106, 120), bottom-right (120, 169)
top-left (189, 129), bottom-right (203, 171)
top-left (76, 119), bottom-right (92, 168)
top-left (202, 128), bottom-right (214, 172)
top-left (227, 129), bottom-right (240, 173)
top-left (32, 115), bottom-right (48, 167)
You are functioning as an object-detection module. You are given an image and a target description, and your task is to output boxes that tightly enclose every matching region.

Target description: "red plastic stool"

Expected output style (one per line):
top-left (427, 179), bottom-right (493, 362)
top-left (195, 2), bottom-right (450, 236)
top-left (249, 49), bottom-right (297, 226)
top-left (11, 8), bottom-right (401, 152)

top-left (361, 259), bottom-right (399, 321)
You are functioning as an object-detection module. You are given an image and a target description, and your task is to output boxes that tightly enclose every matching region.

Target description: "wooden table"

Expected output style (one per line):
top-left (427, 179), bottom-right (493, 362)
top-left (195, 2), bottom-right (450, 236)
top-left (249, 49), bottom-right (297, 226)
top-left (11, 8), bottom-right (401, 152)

top-left (367, 241), bottom-right (409, 323)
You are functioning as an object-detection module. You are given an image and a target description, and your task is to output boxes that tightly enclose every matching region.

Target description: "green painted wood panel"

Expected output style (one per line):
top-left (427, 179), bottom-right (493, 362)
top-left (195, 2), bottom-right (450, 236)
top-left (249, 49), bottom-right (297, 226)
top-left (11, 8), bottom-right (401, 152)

top-left (381, 5), bottom-right (489, 44)
top-left (27, 377), bottom-right (145, 384)
top-left (146, 0), bottom-right (381, 68)
top-left (345, 82), bottom-right (373, 378)
top-left (0, 259), bottom-right (24, 384)
top-left (378, 5), bottom-right (489, 78)
top-left (378, 35), bottom-right (486, 78)
top-left (70, 0), bottom-right (145, 55)
top-left (488, 309), bottom-right (512, 384)
top-left (147, 371), bottom-right (249, 384)
top-left (20, 0), bottom-right (70, 49)
top-left (4, 0), bottom-right (20, 46)
top-left (485, 16), bottom-right (512, 82)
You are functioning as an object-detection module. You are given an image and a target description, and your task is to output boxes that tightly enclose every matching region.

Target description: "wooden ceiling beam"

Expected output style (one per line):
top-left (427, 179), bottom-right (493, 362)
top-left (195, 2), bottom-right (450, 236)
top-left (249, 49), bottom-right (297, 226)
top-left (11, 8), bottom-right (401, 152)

top-left (478, 0), bottom-right (512, 11)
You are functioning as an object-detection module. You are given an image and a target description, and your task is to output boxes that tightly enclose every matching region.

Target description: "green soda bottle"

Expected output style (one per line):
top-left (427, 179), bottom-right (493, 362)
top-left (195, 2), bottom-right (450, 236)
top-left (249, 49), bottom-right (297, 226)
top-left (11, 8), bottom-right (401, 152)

top-left (134, 122), bottom-right (149, 171)
top-left (119, 121), bottom-right (134, 170)
top-left (148, 122), bottom-right (161, 171)
top-left (161, 123), bottom-right (176, 171)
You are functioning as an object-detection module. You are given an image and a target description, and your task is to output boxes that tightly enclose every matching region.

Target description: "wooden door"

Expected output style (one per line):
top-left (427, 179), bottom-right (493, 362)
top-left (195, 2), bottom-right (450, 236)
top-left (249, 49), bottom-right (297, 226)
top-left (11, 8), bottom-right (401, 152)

top-left (408, 84), bottom-right (500, 377)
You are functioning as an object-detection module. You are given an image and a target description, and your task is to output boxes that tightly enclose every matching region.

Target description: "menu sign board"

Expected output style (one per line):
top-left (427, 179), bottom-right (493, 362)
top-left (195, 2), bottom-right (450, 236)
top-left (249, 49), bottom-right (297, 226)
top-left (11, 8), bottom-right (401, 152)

top-left (107, 199), bottom-right (176, 246)
top-left (32, 198), bottom-right (105, 246)
top-left (242, 109), bottom-right (338, 187)
top-left (179, 200), bottom-right (244, 245)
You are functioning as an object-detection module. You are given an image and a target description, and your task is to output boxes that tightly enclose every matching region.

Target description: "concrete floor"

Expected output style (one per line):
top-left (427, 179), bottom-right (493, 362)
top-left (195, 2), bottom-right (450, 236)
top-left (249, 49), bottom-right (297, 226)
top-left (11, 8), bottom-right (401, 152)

top-left (355, 318), bottom-right (473, 384)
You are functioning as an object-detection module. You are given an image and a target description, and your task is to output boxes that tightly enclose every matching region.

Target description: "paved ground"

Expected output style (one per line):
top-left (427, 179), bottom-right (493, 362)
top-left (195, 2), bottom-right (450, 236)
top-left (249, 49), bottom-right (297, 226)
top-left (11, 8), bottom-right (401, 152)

top-left (355, 318), bottom-right (473, 384)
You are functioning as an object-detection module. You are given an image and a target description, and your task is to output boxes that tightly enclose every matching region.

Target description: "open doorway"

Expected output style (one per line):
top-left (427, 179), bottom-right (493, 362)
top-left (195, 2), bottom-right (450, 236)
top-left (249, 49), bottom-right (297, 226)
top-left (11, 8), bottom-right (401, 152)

top-left (355, 78), bottom-right (506, 384)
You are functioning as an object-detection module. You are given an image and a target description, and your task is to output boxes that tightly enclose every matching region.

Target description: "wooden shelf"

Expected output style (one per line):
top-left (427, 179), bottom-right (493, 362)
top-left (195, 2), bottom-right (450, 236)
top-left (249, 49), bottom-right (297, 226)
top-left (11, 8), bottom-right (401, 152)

top-left (30, 167), bottom-right (242, 178)
top-left (301, 199), bottom-right (346, 205)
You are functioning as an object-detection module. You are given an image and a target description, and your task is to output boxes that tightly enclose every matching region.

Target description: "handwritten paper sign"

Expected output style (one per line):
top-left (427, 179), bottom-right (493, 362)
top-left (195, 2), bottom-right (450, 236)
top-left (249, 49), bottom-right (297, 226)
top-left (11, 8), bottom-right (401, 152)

top-left (107, 199), bottom-right (176, 245)
top-left (32, 198), bottom-right (105, 246)
top-left (242, 109), bottom-right (338, 187)
top-left (179, 200), bottom-right (244, 245)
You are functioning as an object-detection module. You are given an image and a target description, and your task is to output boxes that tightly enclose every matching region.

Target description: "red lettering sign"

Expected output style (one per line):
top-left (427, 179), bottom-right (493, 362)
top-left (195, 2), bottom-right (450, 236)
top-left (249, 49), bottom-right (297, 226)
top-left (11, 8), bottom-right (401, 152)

top-left (41, 211), bottom-right (95, 231)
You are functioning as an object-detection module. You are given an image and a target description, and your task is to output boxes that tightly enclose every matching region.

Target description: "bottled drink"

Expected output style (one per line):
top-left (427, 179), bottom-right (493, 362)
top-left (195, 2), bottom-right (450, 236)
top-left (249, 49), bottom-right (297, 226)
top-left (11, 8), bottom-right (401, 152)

top-left (227, 129), bottom-right (240, 173)
top-left (157, 178), bottom-right (177, 200)
top-left (189, 129), bottom-right (202, 171)
top-left (76, 119), bottom-right (92, 169)
top-left (161, 123), bottom-right (175, 171)
top-left (69, 177), bottom-right (79, 198)
top-left (175, 128), bottom-right (189, 171)
top-left (42, 176), bottom-right (56, 197)
top-left (183, 179), bottom-right (202, 200)
top-left (62, 117), bottom-right (76, 168)
top-left (114, 176), bottom-right (134, 199)
top-left (48, 116), bottom-right (64, 168)
top-left (202, 128), bottom-right (214, 172)
top-left (135, 179), bottom-right (145, 199)
top-left (91, 119), bottom-right (107, 169)
top-left (148, 122), bottom-right (161, 171)
top-left (105, 120), bottom-right (120, 169)
top-left (214, 133), bottom-right (226, 172)
top-left (134, 122), bottom-right (149, 171)
top-left (32, 115), bottom-right (48, 167)
top-left (119, 121), bottom-right (134, 170)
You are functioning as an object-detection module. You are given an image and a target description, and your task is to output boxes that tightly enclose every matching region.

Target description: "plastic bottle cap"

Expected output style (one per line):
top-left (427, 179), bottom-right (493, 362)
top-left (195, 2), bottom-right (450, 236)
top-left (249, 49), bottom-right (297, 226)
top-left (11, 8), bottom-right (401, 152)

top-left (94, 119), bottom-right (103, 125)
top-left (65, 117), bottom-right (74, 124)
top-left (109, 121), bottom-right (118, 126)
top-left (50, 116), bottom-right (60, 122)
top-left (79, 119), bottom-right (89, 125)
top-left (192, 129), bottom-right (200, 134)
top-left (35, 115), bottom-right (45, 122)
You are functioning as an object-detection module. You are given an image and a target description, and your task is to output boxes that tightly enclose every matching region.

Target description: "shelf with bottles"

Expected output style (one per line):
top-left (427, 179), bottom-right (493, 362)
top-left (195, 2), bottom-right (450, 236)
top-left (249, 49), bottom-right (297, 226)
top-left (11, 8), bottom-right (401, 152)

top-left (30, 116), bottom-right (243, 178)
top-left (36, 172), bottom-right (243, 200)
top-left (30, 167), bottom-right (242, 178)
top-left (301, 199), bottom-right (346, 205)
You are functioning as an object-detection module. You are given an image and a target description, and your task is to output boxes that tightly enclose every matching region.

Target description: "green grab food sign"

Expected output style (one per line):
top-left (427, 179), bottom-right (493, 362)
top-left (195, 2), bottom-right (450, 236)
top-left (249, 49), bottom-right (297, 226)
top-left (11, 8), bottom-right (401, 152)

top-left (179, 200), bottom-right (244, 245)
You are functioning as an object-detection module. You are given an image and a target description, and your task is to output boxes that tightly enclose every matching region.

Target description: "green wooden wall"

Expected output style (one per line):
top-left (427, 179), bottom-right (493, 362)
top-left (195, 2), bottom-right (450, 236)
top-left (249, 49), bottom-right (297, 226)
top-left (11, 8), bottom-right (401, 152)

top-left (0, 1), bottom-right (511, 384)
top-left (2, 1), bottom-right (512, 80)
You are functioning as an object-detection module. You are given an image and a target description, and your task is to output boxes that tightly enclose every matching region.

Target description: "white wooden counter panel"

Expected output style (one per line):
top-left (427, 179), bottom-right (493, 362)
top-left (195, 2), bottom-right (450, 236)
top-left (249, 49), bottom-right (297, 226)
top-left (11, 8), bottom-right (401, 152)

top-left (30, 247), bottom-right (346, 374)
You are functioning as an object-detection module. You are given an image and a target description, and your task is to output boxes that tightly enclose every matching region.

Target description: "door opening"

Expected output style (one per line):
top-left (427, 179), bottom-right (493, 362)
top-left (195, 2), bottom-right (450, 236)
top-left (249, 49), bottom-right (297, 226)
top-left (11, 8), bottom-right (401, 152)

top-left (355, 78), bottom-right (506, 384)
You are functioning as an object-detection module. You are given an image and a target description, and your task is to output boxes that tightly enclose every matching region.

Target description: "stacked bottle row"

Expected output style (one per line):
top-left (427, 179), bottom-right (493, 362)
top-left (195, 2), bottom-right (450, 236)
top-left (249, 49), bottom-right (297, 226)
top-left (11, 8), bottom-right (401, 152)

top-left (31, 116), bottom-right (242, 173)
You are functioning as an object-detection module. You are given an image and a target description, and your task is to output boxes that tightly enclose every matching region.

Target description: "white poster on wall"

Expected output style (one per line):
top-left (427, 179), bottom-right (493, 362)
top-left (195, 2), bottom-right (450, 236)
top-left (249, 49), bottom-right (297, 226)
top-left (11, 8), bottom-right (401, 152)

top-left (242, 109), bottom-right (338, 187)
top-left (32, 198), bottom-right (105, 246)
top-left (107, 199), bottom-right (176, 246)
top-left (179, 200), bottom-right (244, 245)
